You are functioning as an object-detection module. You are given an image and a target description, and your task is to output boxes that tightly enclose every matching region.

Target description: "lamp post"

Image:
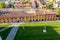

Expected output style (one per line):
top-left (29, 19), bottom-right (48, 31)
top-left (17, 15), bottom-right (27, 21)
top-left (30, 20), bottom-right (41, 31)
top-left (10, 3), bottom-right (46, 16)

top-left (43, 9), bottom-right (47, 33)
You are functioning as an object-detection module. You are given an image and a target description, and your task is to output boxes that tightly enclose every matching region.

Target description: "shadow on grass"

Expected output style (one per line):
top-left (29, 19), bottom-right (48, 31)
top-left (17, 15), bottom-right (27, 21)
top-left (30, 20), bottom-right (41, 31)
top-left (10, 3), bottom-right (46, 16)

top-left (0, 27), bottom-right (12, 40)
top-left (0, 27), bottom-right (5, 30)
top-left (14, 26), bottom-right (60, 40)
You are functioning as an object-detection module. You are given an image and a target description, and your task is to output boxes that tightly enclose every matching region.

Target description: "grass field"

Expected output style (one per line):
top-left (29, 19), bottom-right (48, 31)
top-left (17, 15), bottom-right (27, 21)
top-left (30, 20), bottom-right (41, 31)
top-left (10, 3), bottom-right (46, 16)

top-left (0, 27), bottom-right (12, 40)
top-left (0, 24), bottom-right (10, 27)
top-left (0, 24), bottom-right (11, 30)
top-left (14, 21), bottom-right (60, 40)
top-left (0, 24), bottom-right (12, 40)
top-left (20, 21), bottom-right (60, 27)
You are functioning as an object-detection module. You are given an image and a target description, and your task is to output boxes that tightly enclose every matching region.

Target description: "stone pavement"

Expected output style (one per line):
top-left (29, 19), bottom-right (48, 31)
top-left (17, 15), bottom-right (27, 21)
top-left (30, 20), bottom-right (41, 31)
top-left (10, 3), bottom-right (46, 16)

top-left (6, 23), bottom-right (21, 40)
top-left (0, 36), bottom-right (2, 40)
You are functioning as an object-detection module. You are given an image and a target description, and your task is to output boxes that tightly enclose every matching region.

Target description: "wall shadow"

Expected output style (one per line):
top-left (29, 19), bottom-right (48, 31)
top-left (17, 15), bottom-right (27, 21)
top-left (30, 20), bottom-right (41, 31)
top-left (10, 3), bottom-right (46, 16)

top-left (14, 26), bottom-right (60, 40)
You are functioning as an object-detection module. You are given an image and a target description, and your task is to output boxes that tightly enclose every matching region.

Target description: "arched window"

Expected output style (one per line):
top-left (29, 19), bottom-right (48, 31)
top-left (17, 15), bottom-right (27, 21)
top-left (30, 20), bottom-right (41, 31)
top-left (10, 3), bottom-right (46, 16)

top-left (42, 19), bottom-right (44, 21)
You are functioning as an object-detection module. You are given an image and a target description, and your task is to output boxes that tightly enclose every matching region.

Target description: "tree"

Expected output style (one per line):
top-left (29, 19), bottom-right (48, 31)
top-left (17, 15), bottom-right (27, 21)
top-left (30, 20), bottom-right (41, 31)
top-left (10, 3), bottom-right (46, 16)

top-left (46, 0), bottom-right (55, 9)
top-left (0, 2), bottom-right (6, 8)
top-left (56, 8), bottom-right (60, 14)
top-left (46, 2), bottom-right (53, 9)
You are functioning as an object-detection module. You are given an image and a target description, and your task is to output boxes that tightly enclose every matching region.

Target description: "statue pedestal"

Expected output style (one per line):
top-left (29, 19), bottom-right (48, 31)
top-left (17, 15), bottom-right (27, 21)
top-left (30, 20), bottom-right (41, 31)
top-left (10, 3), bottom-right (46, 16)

top-left (43, 29), bottom-right (47, 33)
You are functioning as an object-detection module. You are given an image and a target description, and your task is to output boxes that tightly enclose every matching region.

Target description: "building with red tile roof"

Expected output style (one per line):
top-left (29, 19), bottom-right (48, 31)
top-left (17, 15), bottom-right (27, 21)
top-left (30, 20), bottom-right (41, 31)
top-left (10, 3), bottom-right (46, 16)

top-left (0, 8), bottom-right (57, 23)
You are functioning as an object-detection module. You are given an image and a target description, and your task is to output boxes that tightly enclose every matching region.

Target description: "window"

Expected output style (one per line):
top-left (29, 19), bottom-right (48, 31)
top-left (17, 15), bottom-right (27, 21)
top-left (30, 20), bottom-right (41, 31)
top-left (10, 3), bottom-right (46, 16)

top-left (42, 19), bottom-right (44, 21)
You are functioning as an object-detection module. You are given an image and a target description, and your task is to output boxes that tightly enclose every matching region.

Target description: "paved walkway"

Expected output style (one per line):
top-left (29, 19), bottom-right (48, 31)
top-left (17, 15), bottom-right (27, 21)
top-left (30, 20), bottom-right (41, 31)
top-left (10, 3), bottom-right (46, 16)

top-left (0, 28), bottom-right (9, 32)
top-left (6, 23), bottom-right (21, 40)
top-left (0, 36), bottom-right (2, 40)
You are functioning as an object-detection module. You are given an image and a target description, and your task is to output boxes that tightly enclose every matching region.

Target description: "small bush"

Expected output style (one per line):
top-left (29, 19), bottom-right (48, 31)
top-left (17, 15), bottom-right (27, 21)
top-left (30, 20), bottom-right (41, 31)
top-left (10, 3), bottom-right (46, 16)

top-left (0, 2), bottom-right (6, 8)
top-left (56, 8), bottom-right (60, 14)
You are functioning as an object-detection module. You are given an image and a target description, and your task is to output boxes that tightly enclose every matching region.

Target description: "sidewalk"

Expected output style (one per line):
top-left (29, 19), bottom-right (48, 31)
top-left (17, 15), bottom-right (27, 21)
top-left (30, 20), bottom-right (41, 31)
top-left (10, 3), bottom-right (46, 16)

top-left (0, 36), bottom-right (2, 40)
top-left (6, 23), bottom-right (20, 40)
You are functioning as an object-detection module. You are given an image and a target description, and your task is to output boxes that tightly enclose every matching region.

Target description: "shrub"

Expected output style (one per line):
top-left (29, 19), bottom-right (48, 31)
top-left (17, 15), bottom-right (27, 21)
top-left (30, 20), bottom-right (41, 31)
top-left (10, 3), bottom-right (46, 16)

top-left (46, 2), bottom-right (53, 9)
top-left (0, 2), bottom-right (6, 8)
top-left (56, 8), bottom-right (60, 14)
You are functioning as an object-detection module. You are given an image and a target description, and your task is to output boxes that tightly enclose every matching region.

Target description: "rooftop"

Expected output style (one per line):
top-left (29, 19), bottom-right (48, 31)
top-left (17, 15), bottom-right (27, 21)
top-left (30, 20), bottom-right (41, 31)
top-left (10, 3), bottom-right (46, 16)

top-left (0, 8), bottom-right (56, 18)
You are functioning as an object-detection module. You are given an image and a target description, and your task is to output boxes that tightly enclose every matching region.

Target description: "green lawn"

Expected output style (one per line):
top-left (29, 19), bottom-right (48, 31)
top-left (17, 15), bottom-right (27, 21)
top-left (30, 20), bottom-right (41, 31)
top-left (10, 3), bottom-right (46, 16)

top-left (0, 24), bottom-right (11, 30)
top-left (0, 24), bottom-right (12, 40)
top-left (20, 21), bottom-right (60, 27)
top-left (14, 21), bottom-right (60, 40)
top-left (0, 27), bottom-right (12, 40)
top-left (0, 24), bottom-right (10, 27)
